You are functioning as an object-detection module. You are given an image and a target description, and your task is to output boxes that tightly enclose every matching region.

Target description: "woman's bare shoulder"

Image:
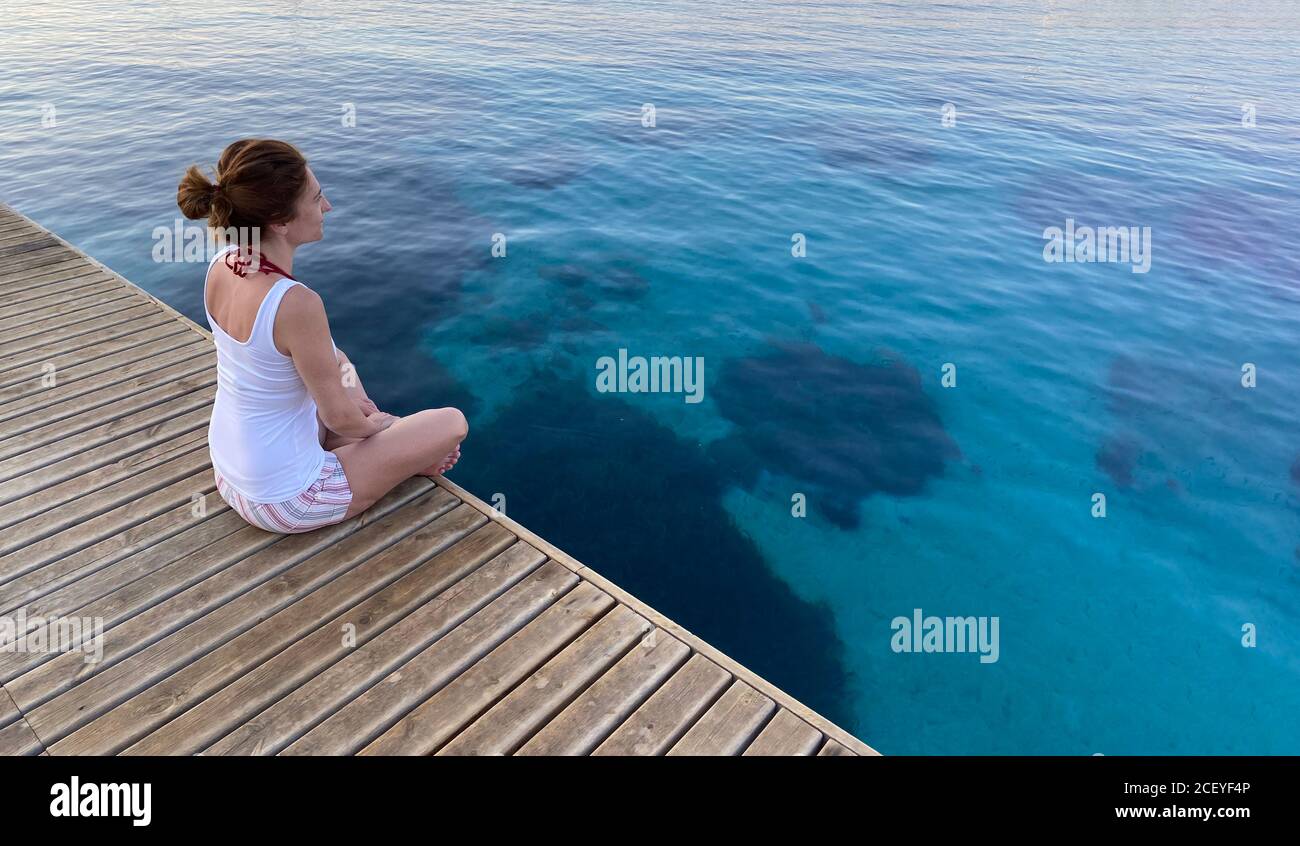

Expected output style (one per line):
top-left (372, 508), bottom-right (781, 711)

top-left (280, 281), bottom-right (324, 313)
top-left (276, 282), bottom-right (328, 338)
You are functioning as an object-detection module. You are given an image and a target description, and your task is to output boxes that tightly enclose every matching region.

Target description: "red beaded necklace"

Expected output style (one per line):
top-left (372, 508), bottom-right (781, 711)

top-left (224, 249), bottom-right (297, 282)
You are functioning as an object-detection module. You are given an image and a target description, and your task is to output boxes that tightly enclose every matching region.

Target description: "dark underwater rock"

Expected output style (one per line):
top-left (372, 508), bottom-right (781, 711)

top-left (710, 341), bottom-right (959, 528)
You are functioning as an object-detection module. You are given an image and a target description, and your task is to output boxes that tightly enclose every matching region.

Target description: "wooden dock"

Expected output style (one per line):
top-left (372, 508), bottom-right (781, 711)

top-left (0, 203), bottom-right (875, 756)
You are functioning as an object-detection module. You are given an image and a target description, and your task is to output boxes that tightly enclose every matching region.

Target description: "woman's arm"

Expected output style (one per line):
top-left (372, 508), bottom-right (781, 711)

top-left (279, 286), bottom-right (394, 439)
top-left (334, 347), bottom-right (378, 413)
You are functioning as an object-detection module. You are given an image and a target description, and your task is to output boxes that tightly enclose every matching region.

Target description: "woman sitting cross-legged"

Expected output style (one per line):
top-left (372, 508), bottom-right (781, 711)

top-left (178, 138), bottom-right (467, 534)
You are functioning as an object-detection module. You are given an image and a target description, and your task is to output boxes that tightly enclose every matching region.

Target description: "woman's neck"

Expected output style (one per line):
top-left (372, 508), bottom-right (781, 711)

top-left (255, 238), bottom-right (295, 277)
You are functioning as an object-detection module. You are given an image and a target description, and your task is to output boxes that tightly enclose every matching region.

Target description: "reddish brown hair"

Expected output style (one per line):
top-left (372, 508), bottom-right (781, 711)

top-left (177, 139), bottom-right (309, 231)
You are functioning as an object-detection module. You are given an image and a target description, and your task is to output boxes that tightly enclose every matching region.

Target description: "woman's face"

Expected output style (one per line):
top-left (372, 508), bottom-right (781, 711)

top-left (281, 166), bottom-right (332, 245)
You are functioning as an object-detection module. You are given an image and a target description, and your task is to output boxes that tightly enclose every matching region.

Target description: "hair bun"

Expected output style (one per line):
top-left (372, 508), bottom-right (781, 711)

top-left (179, 139), bottom-right (309, 232)
top-left (177, 164), bottom-right (216, 221)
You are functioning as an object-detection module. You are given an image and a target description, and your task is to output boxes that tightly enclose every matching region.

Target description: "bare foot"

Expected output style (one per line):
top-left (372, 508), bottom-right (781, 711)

top-left (419, 446), bottom-right (461, 477)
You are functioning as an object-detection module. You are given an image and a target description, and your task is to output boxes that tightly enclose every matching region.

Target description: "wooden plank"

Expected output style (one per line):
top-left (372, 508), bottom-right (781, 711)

top-left (0, 468), bottom-right (216, 608)
top-left (0, 217), bottom-right (33, 233)
top-left (0, 319), bottom-right (191, 386)
top-left (0, 428), bottom-right (206, 531)
top-left (0, 686), bottom-right (42, 755)
top-left (0, 306), bottom-right (167, 364)
top-left (1, 505), bottom-right (240, 624)
top-left (206, 542), bottom-right (551, 756)
top-left (742, 708), bottom-right (824, 756)
top-left (0, 247), bottom-right (90, 271)
top-left (0, 223), bottom-right (39, 239)
top-left (0, 293), bottom-right (148, 349)
top-left (0, 254), bottom-right (100, 284)
top-left (0, 225), bottom-right (36, 241)
top-left (0, 224), bottom-right (49, 241)
top-left (516, 628), bottom-right (691, 756)
top-left (0, 683), bottom-right (22, 730)
top-left (0, 235), bottom-right (43, 254)
top-left (0, 332), bottom-right (208, 419)
top-left (0, 307), bottom-right (175, 371)
top-left (0, 239), bottom-right (73, 264)
top-left (0, 234), bottom-right (57, 255)
top-left (280, 560), bottom-right (580, 756)
top-left (0, 218), bottom-right (35, 233)
top-left (357, 582), bottom-right (615, 756)
top-left (0, 504), bottom-right (279, 688)
top-left (0, 278), bottom-right (118, 320)
top-left (0, 227), bottom-right (52, 245)
top-left (0, 241), bottom-right (62, 271)
top-left (0, 283), bottom-right (143, 335)
top-left (1, 263), bottom-right (105, 298)
top-left (0, 447), bottom-right (212, 561)
top-left (0, 237), bottom-right (39, 254)
top-left (29, 253), bottom-right (206, 352)
top-left (60, 499), bottom-right (483, 756)
top-left (593, 653), bottom-right (732, 755)
top-left (124, 519), bottom-right (519, 755)
top-left (0, 234), bottom-right (41, 250)
top-left (0, 715), bottom-right (44, 755)
top-left (0, 277), bottom-right (121, 319)
top-left (0, 358), bottom-right (211, 452)
top-left (667, 681), bottom-right (776, 756)
top-left (3, 479), bottom-right (429, 698)
top-left (818, 737), bottom-right (857, 756)
top-left (0, 231), bottom-right (47, 252)
top-left (3, 268), bottom-right (107, 302)
top-left (0, 208), bottom-right (38, 223)
top-left (0, 219), bottom-right (52, 240)
top-left (1, 279), bottom-right (103, 313)
top-left (437, 604), bottom-right (651, 756)
top-left (0, 208), bottom-right (39, 224)
top-left (0, 246), bottom-right (87, 282)
top-left (26, 483), bottom-right (446, 741)
top-left (0, 284), bottom-right (135, 332)
top-left (0, 345), bottom-right (213, 439)
top-left (0, 239), bottom-right (58, 263)
top-left (0, 222), bottom-right (52, 237)
top-left (0, 394), bottom-right (212, 496)
top-left (0, 218), bottom-right (70, 241)
top-left (0, 327), bottom-right (205, 413)
top-left (0, 221), bottom-right (62, 241)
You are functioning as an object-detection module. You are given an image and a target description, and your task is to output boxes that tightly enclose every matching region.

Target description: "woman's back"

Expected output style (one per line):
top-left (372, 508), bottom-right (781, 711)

top-left (204, 244), bottom-right (328, 502)
top-left (180, 137), bottom-right (465, 536)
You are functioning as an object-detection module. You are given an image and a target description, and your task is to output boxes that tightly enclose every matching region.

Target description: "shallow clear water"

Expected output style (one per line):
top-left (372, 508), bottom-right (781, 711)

top-left (3, 0), bottom-right (1299, 753)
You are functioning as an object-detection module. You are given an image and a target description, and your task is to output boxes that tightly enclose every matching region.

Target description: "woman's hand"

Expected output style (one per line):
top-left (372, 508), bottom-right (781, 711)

top-left (364, 410), bottom-right (398, 434)
top-left (357, 396), bottom-right (379, 416)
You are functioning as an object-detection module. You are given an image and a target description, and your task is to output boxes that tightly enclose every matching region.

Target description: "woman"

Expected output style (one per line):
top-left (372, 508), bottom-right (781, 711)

top-left (177, 138), bottom-right (467, 534)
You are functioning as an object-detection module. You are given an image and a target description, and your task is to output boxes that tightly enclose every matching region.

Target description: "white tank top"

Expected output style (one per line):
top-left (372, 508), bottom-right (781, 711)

top-left (203, 245), bottom-right (332, 502)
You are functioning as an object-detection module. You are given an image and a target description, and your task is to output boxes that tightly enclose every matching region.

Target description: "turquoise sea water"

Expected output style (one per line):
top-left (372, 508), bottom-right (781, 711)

top-left (3, 0), bottom-right (1299, 754)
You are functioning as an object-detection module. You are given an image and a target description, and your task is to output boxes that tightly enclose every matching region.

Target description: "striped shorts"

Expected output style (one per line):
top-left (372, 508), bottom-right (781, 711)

top-left (214, 453), bottom-right (354, 534)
